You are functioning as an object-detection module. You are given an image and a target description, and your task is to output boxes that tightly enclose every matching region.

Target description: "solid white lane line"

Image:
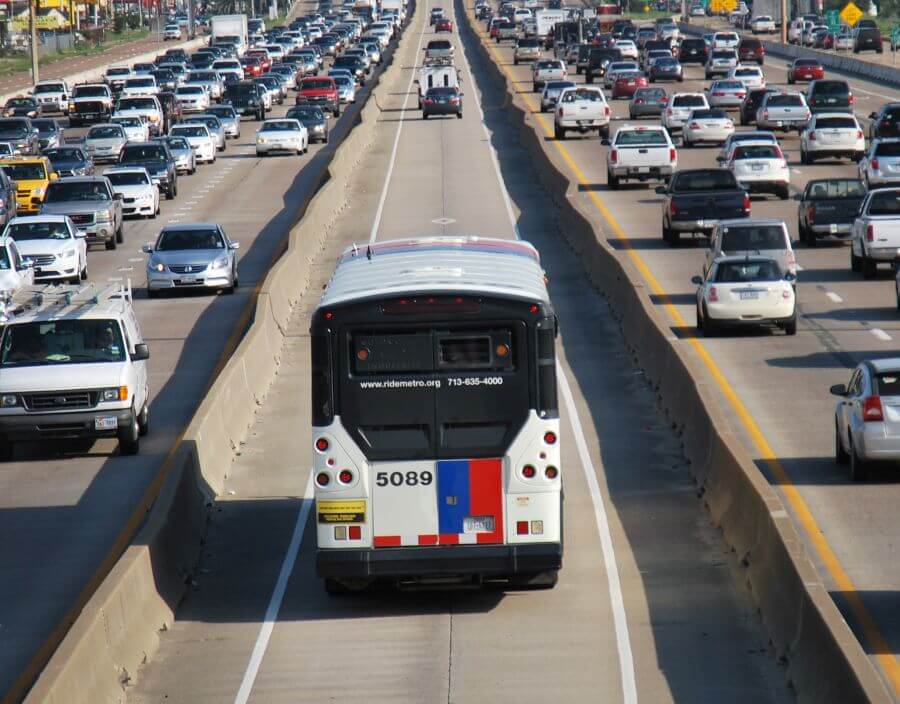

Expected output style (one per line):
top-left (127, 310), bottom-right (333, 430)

top-left (827, 291), bottom-right (844, 303)
top-left (233, 474), bottom-right (314, 704)
top-left (368, 11), bottom-right (429, 243)
top-left (871, 327), bottom-right (892, 341)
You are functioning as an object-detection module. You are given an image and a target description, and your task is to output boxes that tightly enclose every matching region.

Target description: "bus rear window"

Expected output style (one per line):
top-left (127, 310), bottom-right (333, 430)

top-left (352, 330), bottom-right (514, 374)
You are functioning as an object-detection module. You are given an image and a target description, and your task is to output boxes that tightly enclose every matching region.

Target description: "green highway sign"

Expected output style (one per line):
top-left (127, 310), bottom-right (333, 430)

top-left (825, 9), bottom-right (839, 30)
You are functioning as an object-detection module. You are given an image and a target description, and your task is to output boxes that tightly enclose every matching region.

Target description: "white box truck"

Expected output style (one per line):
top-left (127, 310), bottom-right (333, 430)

top-left (535, 9), bottom-right (568, 37)
top-left (210, 15), bottom-right (249, 56)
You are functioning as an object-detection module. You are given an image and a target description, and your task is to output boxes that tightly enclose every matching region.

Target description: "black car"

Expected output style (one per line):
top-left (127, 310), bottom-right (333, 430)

top-left (658, 169), bottom-right (750, 246)
top-left (223, 81), bottom-right (268, 119)
top-left (585, 48), bottom-right (622, 83)
top-left (42, 146), bottom-right (94, 177)
top-left (807, 79), bottom-right (853, 114)
top-left (332, 55), bottom-right (366, 83)
top-left (854, 26), bottom-right (883, 53)
top-left (422, 86), bottom-right (463, 119)
top-left (0, 118), bottom-right (39, 155)
top-left (678, 37), bottom-right (708, 64)
top-left (152, 69), bottom-right (178, 92)
top-left (797, 178), bottom-right (866, 246)
top-left (3, 97), bottom-right (41, 118)
top-left (740, 87), bottom-right (779, 126)
top-left (118, 142), bottom-right (178, 199)
top-left (868, 102), bottom-right (900, 140)
top-left (286, 105), bottom-right (330, 143)
top-left (157, 91), bottom-right (182, 132)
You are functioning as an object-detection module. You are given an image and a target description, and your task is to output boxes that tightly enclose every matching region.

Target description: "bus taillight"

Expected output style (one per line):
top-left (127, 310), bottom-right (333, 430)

top-left (545, 466), bottom-right (559, 479)
top-left (338, 469), bottom-right (354, 484)
top-left (315, 437), bottom-right (329, 452)
top-left (543, 431), bottom-right (557, 445)
top-left (517, 521), bottom-right (529, 535)
top-left (316, 472), bottom-right (331, 487)
top-left (522, 465), bottom-right (537, 478)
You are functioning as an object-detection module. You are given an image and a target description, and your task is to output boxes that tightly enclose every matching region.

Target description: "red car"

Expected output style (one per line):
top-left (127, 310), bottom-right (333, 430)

top-left (297, 76), bottom-right (341, 117)
top-left (737, 37), bottom-right (765, 65)
top-left (435, 18), bottom-right (453, 32)
top-left (612, 71), bottom-right (648, 99)
top-left (489, 19), bottom-right (501, 38)
top-left (246, 50), bottom-right (272, 71)
top-left (787, 58), bottom-right (825, 84)
top-left (241, 57), bottom-right (263, 78)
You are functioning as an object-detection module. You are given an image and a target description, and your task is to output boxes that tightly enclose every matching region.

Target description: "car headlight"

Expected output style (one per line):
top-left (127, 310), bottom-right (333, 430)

top-left (210, 255), bottom-right (228, 270)
top-left (1, 394), bottom-right (18, 407)
top-left (102, 386), bottom-right (127, 402)
top-left (257, 136), bottom-right (267, 144)
top-left (30, 187), bottom-right (45, 197)
top-left (59, 249), bottom-right (76, 259)
top-left (96, 209), bottom-right (114, 223)
top-left (68, 102), bottom-right (76, 111)
top-left (149, 256), bottom-right (165, 272)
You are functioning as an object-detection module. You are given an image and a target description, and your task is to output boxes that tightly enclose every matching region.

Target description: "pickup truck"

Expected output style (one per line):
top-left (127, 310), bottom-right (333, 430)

top-left (851, 187), bottom-right (900, 278)
top-left (657, 168), bottom-right (750, 246)
top-left (554, 86), bottom-right (611, 139)
top-left (584, 48), bottom-right (622, 84)
top-left (756, 91), bottom-right (810, 132)
top-left (68, 84), bottom-right (113, 126)
top-left (425, 39), bottom-right (454, 60)
top-left (40, 175), bottom-right (124, 250)
top-left (798, 178), bottom-right (866, 246)
top-left (605, 125), bottom-right (677, 188)
top-left (514, 37), bottom-right (542, 64)
top-left (495, 20), bottom-right (518, 42)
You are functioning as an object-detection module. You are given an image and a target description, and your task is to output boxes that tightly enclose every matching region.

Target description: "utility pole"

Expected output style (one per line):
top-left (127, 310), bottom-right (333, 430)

top-left (186, 0), bottom-right (192, 38)
top-left (781, 0), bottom-right (787, 42)
top-left (29, 0), bottom-right (38, 84)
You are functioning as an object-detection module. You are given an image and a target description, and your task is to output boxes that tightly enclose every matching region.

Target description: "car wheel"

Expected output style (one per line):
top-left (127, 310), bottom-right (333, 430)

top-left (863, 254), bottom-right (877, 280)
top-left (105, 235), bottom-right (117, 250)
top-left (783, 313), bottom-right (797, 335)
top-left (607, 170), bottom-right (618, 189)
top-left (554, 124), bottom-right (565, 140)
top-left (701, 306), bottom-right (717, 336)
top-left (80, 260), bottom-right (88, 280)
top-left (585, 73), bottom-right (593, 84)
top-left (778, 184), bottom-right (790, 200)
top-left (115, 225), bottom-right (123, 244)
top-left (835, 421), bottom-right (849, 465)
top-left (800, 149), bottom-right (809, 165)
top-left (118, 409), bottom-right (140, 456)
top-left (851, 245), bottom-right (862, 272)
top-left (138, 403), bottom-right (150, 437)
top-left (849, 437), bottom-right (868, 481)
top-left (166, 186), bottom-right (175, 200)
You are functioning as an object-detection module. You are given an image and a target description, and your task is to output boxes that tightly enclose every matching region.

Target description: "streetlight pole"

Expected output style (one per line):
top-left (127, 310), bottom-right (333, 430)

top-left (29, 0), bottom-right (39, 84)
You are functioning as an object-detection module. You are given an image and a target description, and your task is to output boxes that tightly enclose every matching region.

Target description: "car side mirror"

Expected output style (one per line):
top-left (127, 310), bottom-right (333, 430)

top-left (49, 172), bottom-right (58, 180)
top-left (114, 192), bottom-right (124, 200)
top-left (21, 260), bottom-right (34, 270)
top-left (784, 272), bottom-right (796, 282)
top-left (654, 185), bottom-right (667, 194)
top-left (131, 343), bottom-right (150, 361)
top-left (691, 275), bottom-right (703, 285)
top-left (74, 231), bottom-right (86, 238)
top-left (715, 155), bottom-right (724, 163)
top-left (830, 383), bottom-right (848, 396)
top-left (229, 241), bottom-right (240, 250)
top-left (869, 112), bottom-right (878, 120)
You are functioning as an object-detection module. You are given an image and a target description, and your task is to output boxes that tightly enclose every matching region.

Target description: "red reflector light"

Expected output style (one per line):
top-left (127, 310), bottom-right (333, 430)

top-left (545, 466), bottom-right (559, 479)
top-left (857, 130), bottom-right (864, 140)
top-left (348, 525), bottom-right (361, 540)
top-left (517, 520), bottom-right (529, 535)
top-left (742, 194), bottom-right (751, 212)
top-left (609, 149), bottom-right (618, 164)
top-left (872, 157), bottom-right (880, 170)
top-left (529, 304), bottom-right (539, 314)
top-left (543, 431), bottom-right (557, 444)
top-left (863, 396), bottom-right (884, 421)
top-left (315, 472), bottom-right (331, 487)
top-left (522, 464), bottom-right (536, 478)
top-left (867, 224), bottom-right (875, 242)
top-left (315, 437), bottom-right (329, 452)
top-left (808, 205), bottom-right (816, 223)
top-left (669, 147), bottom-right (676, 162)
top-left (708, 285), bottom-right (718, 302)
top-left (338, 469), bottom-right (354, 484)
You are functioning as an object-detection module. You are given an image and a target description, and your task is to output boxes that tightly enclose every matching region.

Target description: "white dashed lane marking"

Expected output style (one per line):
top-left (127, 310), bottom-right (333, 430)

top-left (826, 291), bottom-right (844, 303)
top-left (871, 328), bottom-right (893, 341)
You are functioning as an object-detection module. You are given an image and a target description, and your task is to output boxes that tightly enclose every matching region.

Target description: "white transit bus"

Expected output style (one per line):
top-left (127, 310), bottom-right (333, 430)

top-left (310, 237), bottom-right (562, 592)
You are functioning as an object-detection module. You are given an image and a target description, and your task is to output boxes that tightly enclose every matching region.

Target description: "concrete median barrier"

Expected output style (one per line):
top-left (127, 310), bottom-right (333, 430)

top-left (16, 12), bottom-right (418, 703)
top-left (463, 4), bottom-right (890, 702)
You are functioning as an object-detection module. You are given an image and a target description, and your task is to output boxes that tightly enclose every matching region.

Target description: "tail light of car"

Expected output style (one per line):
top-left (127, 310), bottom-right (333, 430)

top-left (558, 107), bottom-right (565, 117)
top-left (763, 109), bottom-right (769, 120)
top-left (742, 193), bottom-right (751, 213)
top-left (666, 107), bottom-right (673, 115)
top-left (872, 157), bottom-right (880, 170)
top-left (849, 94), bottom-right (855, 105)
top-left (609, 149), bottom-right (618, 163)
top-left (808, 131), bottom-right (817, 140)
top-left (604, 104), bottom-right (610, 116)
top-left (634, 98), bottom-right (643, 104)
top-left (689, 121), bottom-right (701, 129)
top-left (867, 224), bottom-right (875, 242)
top-left (669, 147), bottom-right (676, 162)
top-left (863, 395), bottom-right (884, 422)
top-left (708, 285), bottom-right (718, 302)
top-left (856, 130), bottom-right (864, 140)
top-left (712, 91), bottom-right (724, 97)
top-left (669, 200), bottom-right (678, 216)
top-left (807, 205), bottom-right (816, 223)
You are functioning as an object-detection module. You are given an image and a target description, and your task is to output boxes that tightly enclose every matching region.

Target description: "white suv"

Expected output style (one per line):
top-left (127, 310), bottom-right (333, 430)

top-left (0, 282), bottom-right (150, 458)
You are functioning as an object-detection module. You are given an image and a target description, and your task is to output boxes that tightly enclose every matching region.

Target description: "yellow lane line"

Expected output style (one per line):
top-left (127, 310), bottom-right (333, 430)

top-left (471, 13), bottom-right (900, 696)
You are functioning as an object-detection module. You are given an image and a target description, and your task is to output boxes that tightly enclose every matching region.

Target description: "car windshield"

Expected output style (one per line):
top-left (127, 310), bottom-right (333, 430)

top-left (34, 84), bottom-right (64, 94)
top-left (875, 141), bottom-right (900, 156)
top-left (0, 120), bottom-right (27, 135)
top-left (720, 225), bottom-right (785, 251)
top-left (734, 145), bottom-right (780, 159)
top-left (616, 130), bottom-right (667, 146)
top-left (867, 191), bottom-right (900, 215)
top-left (714, 260), bottom-right (780, 283)
top-left (44, 181), bottom-right (110, 202)
top-left (805, 179), bottom-right (865, 199)
top-left (795, 59), bottom-right (819, 67)
top-left (74, 86), bottom-right (108, 97)
top-left (691, 109), bottom-right (726, 119)
top-left (0, 163), bottom-right (46, 180)
top-left (674, 170), bottom-right (737, 191)
top-left (177, 86), bottom-right (204, 95)
top-left (261, 121), bottom-right (300, 132)
top-left (107, 68), bottom-right (130, 77)
top-left (767, 94), bottom-right (804, 107)
top-left (536, 61), bottom-right (559, 69)
top-left (106, 171), bottom-right (150, 186)
top-left (712, 50), bottom-right (735, 59)
top-left (122, 145), bottom-right (167, 162)
top-left (0, 319), bottom-right (126, 367)
top-left (119, 98), bottom-right (157, 110)
top-left (206, 106), bottom-right (236, 118)
top-left (171, 126), bottom-right (207, 138)
top-left (186, 117), bottom-right (219, 130)
top-left (32, 120), bottom-right (56, 134)
top-left (673, 95), bottom-right (705, 107)
top-left (89, 126), bottom-right (123, 139)
top-left (164, 137), bottom-right (190, 150)
top-left (113, 117), bottom-right (141, 127)
top-left (44, 148), bottom-right (84, 161)
top-left (126, 78), bottom-right (154, 87)
top-left (6, 220), bottom-right (70, 240)
top-left (717, 81), bottom-right (743, 90)
top-left (156, 228), bottom-right (224, 251)
top-left (7, 99), bottom-right (34, 108)
top-left (287, 107), bottom-right (324, 120)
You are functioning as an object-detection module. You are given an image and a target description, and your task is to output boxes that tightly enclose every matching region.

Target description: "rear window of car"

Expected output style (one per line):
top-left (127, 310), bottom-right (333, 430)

top-left (681, 39), bottom-right (705, 49)
top-left (794, 59), bottom-right (820, 67)
top-left (673, 170), bottom-right (738, 191)
top-left (867, 190), bottom-right (900, 215)
top-left (691, 109), bottom-right (727, 119)
top-left (714, 260), bottom-right (781, 283)
top-left (874, 141), bottom-right (900, 156)
top-left (734, 145), bottom-right (780, 159)
top-left (882, 107), bottom-right (900, 121)
top-left (805, 179), bottom-right (865, 199)
top-left (716, 81), bottom-right (743, 90)
top-left (518, 39), bottom-right (540, 47)
top-left (615, 129), bottom-right (667, 146)
top-left (712, 50), bottom-right (736, 59)
top-left (673, 95), bottom-right (706, 107)
top-left (739, 38), bottom-right (762, 48)
top-left (815, 116), bottom-right (857, 129)
top-left (766, 94), bottom-right (805, 107)
top-left (720, 225), bottom-right (786, 251)
top-left (812, 81), bottom-right (849, 95)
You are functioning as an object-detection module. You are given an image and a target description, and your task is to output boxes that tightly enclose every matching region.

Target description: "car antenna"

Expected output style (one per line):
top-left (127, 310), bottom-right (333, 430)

top-left (366, 245), bottom-right (373, 260)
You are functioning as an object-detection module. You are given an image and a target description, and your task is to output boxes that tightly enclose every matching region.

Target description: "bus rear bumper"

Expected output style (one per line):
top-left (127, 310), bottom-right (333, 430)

top-left (316, 543), bottom-right (562, 579)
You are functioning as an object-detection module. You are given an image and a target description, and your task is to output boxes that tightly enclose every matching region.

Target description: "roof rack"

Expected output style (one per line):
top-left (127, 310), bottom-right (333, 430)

top-left (422, 56), bottom-right (455, 67)
top-left (0, 280), bottom-right (132, 323)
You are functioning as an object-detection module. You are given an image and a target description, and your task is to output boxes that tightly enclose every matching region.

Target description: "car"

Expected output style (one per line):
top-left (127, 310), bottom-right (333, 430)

top-left (118, 141), bottom-right (178, 199)
top-left (152, 69), bottom-right (178, 93)
top-left (421, 86), bottom-right (463, 119)
top-left (831, 360), bottom-right (900, 480)
top-left (642, 48), bottom-right (673, 72)
top-left (111, 115), bottom-right (150, 143)
top-left (186, 71), bottom-right (224, 101)
top-left (706, 80), bottom-right (747, 110)
top-left (797, 178), bottom-right (866, 246)
top-left (84, 124), bottom-right (127, 163)
top-left (705, 219), bottom-right (796, 284)
top-left (628, 86), bottom-right (668, 118)
top-left (613, 39), bottom-right (638, 59)
top-left (554, 85), bottom-right (611, 139)
top-left (533, 60), bottom-right (567, 92)
top-left (663, 92), bottom-right (709, 133)
top-left (682, 108), bottom-right (735, 147)
top-left (514, 38), bottom-right (542, 65)
top-left (854, 25), bottom-right (883, 53)
top-left (870, 103), bottom-right (900, 140)
top-left (806, 79), bottom-right (853, 114)
top-left (612, 71), bottom-right (648, 100)
top-left (223, 80), bottom-right (268, 120)
top-left (605, 124), bottom-right (676, 188)
top-left (603, 61), bottom-right (639, 90)
top-left (31, 80), bottom-right (70, 114)
top-left (850, 187), bottom-right (900, 278)
top-left (143, 223), bottom-right (239, 296)
top-left (787, 58), bottom-right (824, 85)
top-left (114, 96), bottom-right (164, 136)
top-left (4, 215), bottom-right (87, 283)
top-left (3, 97), bottom-right (41, 119)
top-left (0, 118), bottom-right (38, 156)
top-left (435, 17), bottom-right (453, 32)
top-left (31, 118), bottom-right (61, 151)
top-left (297, 77), bottom-right (340, 117)
top-left (858, 138), bottom-right (900, 188)
top-left (750, 15), bottom-right (776, 33)
top-left (494, 20), bottom-right (518, 43)
top-left (800, 113), bottom-right (865, 164)
top-left (540, 80), bottom-right (576, 113)
top-left (756, 92), bottom-right (810, 132)
top-left (705, 49), bottom-right (738, 79)
top-left (658, 168), bottom-right (750, 245)
top-left (0, 156), bottom-right (56, 213)
top-left (678, 37), bottom-right (708, 64)
top-left (174, 85), bottom-right (210, 113)
top-left (285, 105), bottom-right (330, 143)
top-left (203, 105), bottom-right (240, 139)
top-left (835, 27), bottom-right (854, 50)
top-left (692, 257), bottom-right (796, 336)
top-left (169, 123), bottom-right (216, 164)
top-left (255, 118), bottom-right (309, 155)
top-left (724, 141), bottom-right (790, 199)
top-left (728, 65), bottom-right (765, 90)
top-left (690, 4), bottom-right (705, 16)
top-left (430, 7), bottom-right (444, 25)
top-left (164, 23), bottom-right (182, 40)
top-left (120, 76), bottom-right (159, 98)
top-left (104, 66), bottom-right (132, 93)
top-left (102, 166), bottom-right (160, 219)
top-left (717, 131), bottom-right (779, 161)
top-left (648, 57), bottom-right (682, 82)
top-left (39, 175), bottom-right (123, 250)
top-left (256, 74), bottom-right (287, 104)
top-left (153, 135), bottom-right (196, 175)
top-left (332, 74), bottom-right (357, 105)
top-left (42, 146), bottom-right (93, 177)
top-left (183, 115), bottom-right (227, 151)
top-left (737, 37), bottom-right (765, 65)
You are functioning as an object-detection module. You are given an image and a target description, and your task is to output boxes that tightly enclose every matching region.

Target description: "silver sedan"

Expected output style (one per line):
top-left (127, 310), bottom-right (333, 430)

top-left (144, 222), bottom-right (239, 296)
top-left (706, 79), bottom-right (747, 110)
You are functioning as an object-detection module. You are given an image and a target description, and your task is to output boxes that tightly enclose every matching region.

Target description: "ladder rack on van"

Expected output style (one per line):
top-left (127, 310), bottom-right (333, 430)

top-left (0, 280), bottom-right (133, 323)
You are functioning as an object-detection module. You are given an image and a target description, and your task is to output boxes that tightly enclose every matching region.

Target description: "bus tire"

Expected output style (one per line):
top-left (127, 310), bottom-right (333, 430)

top-left (508, 570), bottom-right (558, 589)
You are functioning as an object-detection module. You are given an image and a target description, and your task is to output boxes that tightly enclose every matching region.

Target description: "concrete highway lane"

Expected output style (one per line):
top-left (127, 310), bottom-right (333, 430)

top-left (127, 3), bottom-right (791, 703)
top-left (475, 11), bottom-right (900, 698)
top-left (0, 3), bottom-right (396, 696)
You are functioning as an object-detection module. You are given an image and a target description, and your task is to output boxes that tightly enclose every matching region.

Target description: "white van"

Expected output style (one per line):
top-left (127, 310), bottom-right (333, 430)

top-left (416, 64), bottom-right (460, 108)
top-left (0, 282), bottom-right (150, 458)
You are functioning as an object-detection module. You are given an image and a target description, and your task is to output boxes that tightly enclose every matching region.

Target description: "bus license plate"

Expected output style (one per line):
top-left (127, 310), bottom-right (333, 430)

top-left (95, 416), bottom-right (118, 430)
top-left (463, 516), bottom-right (495, 533)
top-left (740, 291), bottom-right (759, 300)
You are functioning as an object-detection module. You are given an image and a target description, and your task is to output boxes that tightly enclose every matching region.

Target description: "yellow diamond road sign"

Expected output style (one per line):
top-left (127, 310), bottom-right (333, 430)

top-left (840, 1), bottom-right (863, 27)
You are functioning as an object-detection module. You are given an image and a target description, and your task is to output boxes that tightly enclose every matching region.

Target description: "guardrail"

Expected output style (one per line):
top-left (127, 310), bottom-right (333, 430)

top-left (463, 4), bottom-right (891, 703)
top-left (10, 12), bottom-right (417, 704)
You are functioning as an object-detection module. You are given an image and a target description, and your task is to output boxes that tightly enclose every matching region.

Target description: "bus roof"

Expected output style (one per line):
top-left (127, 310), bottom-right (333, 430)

top-left (318, 236), bottom-right (550, 308)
